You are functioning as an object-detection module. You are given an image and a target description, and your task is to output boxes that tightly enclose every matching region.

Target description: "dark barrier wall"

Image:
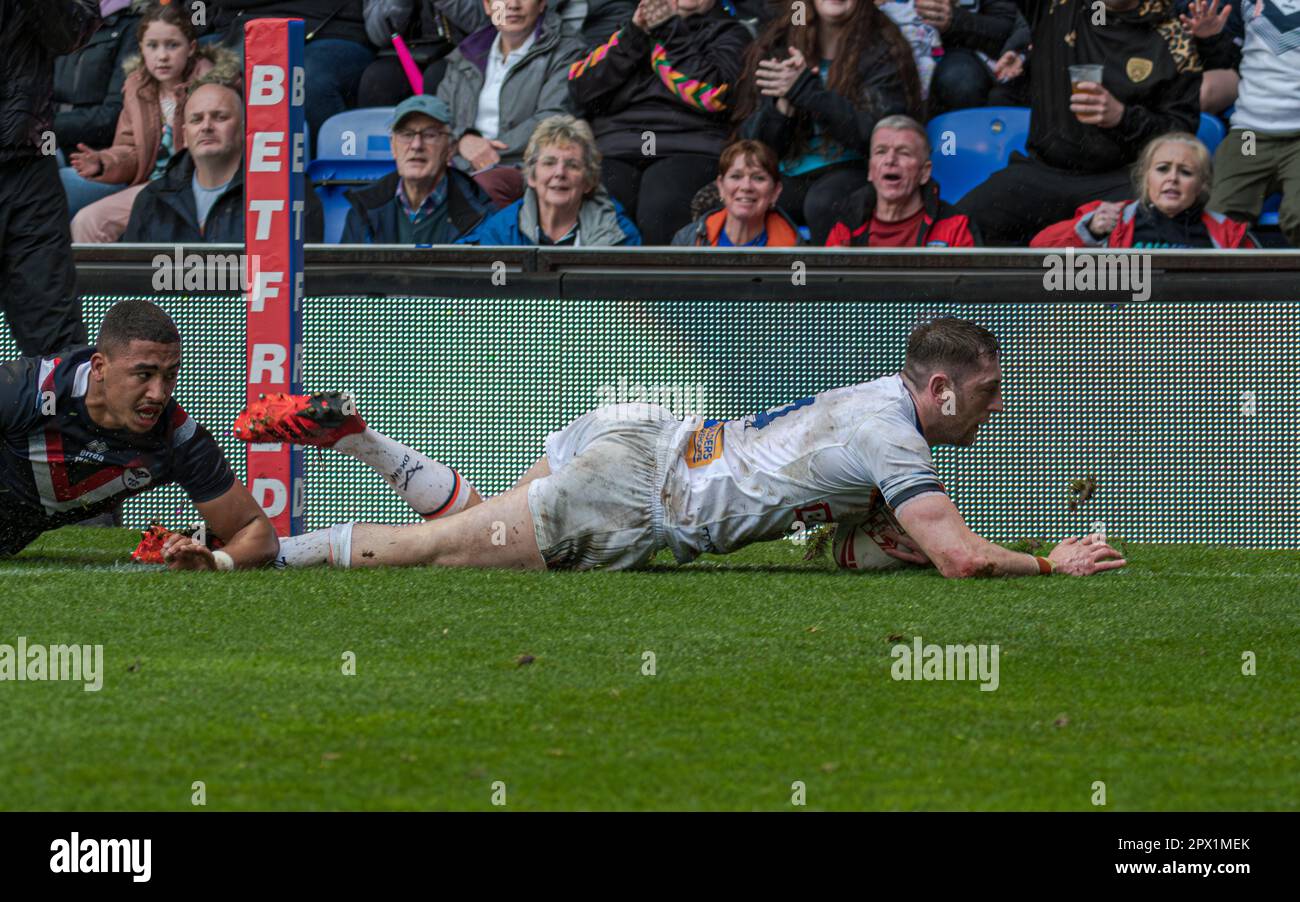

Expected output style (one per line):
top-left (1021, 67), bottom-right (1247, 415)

top-left (4, 247), bottom-right (1297, 545)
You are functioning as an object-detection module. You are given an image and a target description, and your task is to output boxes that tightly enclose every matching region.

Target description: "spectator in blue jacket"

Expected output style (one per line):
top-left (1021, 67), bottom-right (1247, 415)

top-left (457, 114), bottom-right (640, 245)
top-left (341, 94), bottom-right (495, 243)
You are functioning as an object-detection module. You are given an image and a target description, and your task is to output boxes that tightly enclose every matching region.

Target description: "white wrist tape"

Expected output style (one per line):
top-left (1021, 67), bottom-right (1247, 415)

top-left (212, 550), bottom-right (236, 571)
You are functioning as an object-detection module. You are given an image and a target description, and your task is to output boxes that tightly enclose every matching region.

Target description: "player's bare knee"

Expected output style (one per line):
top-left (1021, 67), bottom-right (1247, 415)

top-left (511, 456), bottom-right (551, 490)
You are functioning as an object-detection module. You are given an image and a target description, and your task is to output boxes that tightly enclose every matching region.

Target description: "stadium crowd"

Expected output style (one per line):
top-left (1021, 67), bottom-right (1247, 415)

top-left (31, 0), bottom-right (1300, 249)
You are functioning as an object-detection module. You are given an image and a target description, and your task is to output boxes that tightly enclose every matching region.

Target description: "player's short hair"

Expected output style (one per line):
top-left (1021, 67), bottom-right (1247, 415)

top-left (871, 114), bottom-right (930, 157)
top-left (97, 301), bottom-right (180, 356)
top-left (1133, 131), bottom-right (1212, 209)
top-left (524, 115), bottom-right (602, 196)
top-left (183, 76), bottom-right (244, 119)
top-left (902, 318), bottom-right (999, 387)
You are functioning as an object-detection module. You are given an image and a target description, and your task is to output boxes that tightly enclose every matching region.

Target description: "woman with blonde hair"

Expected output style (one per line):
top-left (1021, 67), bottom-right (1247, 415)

top-left (1031, 132), bottom-right (1257, 249)
top-left (457, 115), bottom-right (641, 246)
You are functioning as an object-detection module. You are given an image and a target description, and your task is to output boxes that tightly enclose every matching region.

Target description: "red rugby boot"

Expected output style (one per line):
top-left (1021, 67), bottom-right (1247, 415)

top-left (232, 391), bottom-right (366, 447)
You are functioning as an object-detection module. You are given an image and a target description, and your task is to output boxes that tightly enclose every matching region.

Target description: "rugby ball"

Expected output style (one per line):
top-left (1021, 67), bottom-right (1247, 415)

top-left (832, 521), bottom-right (907, 571)
top-left (832, 500), bottom-right (910, 571)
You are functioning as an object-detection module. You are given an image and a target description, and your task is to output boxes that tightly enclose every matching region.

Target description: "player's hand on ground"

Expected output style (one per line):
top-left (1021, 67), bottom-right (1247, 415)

top-left (162, 533), bottom-right (218, 570)
top-left (1047, 533), bottom-right (1126, 576)
top-left (879, 526), bottom-right (932, 566)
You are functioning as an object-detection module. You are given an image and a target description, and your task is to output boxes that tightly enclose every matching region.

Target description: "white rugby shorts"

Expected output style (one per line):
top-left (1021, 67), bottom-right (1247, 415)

top-left (527, 404), bottom-right (683, 570)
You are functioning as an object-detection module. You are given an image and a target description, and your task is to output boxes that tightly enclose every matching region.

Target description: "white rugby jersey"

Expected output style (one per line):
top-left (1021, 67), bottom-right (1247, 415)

top-left (659, 375), bottom-right (945, 563)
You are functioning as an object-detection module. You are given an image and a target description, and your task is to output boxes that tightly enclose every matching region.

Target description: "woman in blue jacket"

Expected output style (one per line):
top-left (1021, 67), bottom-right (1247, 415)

top-left (458, 114), bottom-right (641, 246)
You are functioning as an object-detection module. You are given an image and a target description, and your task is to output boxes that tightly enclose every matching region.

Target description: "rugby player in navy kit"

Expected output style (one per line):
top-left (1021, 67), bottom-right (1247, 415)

top-left (0, 300), bottom-right (277, 569)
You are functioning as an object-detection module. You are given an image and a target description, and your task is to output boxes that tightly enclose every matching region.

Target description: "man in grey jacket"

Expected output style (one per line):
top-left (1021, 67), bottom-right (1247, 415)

top-left (385, 0), bottom-right (634, 50)
top-left (435, 0), bottom-right (584, 206)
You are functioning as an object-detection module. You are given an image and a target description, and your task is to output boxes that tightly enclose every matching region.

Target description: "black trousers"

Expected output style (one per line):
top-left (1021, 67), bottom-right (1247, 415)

top-left (357, 54), bottom-right (451, 107)
top-left (929, 49), bottom-right (995, 117)
top-left (602, 153), bottom-right (719, 246)
top-left (930, 49), bottom-right (1031, 115)
top-left (0, 155), bottom-right (85, 356)
top-left (957, 151), bottom-right (1131, 247)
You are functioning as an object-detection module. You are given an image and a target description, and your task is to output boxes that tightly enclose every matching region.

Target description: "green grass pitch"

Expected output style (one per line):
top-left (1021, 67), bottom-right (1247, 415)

top-left (2, 527), bottom-right (1296, 811)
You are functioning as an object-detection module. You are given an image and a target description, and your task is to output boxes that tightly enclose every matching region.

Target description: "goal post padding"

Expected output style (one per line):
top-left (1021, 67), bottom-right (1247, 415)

top-left (243, 18), bottom-right (307, 536)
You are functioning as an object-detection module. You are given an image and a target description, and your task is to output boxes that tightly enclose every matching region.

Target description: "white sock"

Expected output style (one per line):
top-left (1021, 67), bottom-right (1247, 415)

top-left (275, 528), bottom-right (332, 568)
top-left (333, 427), bottom-right (475, 519)
top-left (274, 522), bottom-right (356, 568)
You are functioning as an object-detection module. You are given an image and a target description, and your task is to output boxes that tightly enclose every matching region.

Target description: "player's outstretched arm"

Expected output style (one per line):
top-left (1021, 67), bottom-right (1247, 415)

top-left (894, 493), bottom-right (1126, 578)
top-left (163, 483), bottom-right (279, 571)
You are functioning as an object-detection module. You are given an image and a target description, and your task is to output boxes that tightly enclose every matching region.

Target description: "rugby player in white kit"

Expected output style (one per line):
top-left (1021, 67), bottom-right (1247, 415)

top-left (231, 318), bottom-right (1125, 578)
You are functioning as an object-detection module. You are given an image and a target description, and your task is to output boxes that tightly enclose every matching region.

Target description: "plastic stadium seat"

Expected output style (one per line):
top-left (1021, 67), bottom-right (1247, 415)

top-left (1196, 113), bottom-right (1227, 154)
top-left (1259, 193), bottom-right (1281, 228)
top-left (306, 159), bottom-right (397, 183)
top-left (307, 158), bottom-right (397, 243)
top-left (315, 186), bottom-right (354, 244)
top-left (315, 107), bottom-right (396, 161)
top-left (927, 107), bottom-right (1031, 205)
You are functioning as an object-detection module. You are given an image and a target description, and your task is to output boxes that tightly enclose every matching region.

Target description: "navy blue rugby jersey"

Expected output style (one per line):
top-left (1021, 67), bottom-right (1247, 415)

top-left (0, 347), bottom-right (234, 555)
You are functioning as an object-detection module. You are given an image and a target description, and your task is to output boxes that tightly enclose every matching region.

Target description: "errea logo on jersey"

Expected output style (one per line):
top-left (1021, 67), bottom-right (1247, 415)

top-left (50, 833), bottom-right (151, 882)
top-left (75, 439), bottom-right (110, 464)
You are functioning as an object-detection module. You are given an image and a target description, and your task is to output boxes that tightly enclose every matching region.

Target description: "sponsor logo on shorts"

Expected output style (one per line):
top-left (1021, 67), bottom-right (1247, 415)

top-left (684, 420), bottom-right (724, 469)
